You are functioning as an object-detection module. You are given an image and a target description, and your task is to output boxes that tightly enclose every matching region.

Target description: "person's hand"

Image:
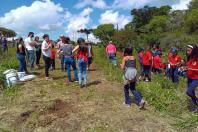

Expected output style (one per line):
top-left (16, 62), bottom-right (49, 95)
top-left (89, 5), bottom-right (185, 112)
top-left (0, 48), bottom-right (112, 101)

top-left (180, 66), bottom-right (187, 71)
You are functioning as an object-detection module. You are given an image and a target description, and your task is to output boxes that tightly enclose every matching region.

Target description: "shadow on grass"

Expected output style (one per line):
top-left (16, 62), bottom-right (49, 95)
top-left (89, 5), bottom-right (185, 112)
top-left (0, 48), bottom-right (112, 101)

top-left (87, 80), bottom-right (102, 87)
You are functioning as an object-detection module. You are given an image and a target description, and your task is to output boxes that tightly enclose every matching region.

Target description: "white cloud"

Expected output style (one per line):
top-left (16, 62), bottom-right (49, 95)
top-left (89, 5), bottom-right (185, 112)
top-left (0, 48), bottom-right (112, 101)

top-left (64, 8), bottom-right (99, 42)
top-left (74, 0), bottom-right (108, 9)
top-left (112, 0), bottom-right (191, 10)
top-left (0, 0), bottom-right (64, 33)
top-left (99, 10), bottom-right (130, 29)
top-left (172, 0), bottom-right (191, 10)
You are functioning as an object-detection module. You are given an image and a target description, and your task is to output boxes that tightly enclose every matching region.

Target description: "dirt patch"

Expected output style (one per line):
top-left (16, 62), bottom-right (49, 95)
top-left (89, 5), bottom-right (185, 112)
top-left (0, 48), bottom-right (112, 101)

top-left (38, 99), bottom-right (73, 127)
top-left (43, 99), bottom-right (73, 118)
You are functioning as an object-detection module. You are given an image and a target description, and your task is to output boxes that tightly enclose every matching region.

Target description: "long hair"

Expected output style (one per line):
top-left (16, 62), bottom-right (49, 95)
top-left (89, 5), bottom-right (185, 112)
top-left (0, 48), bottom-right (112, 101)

top-left (187, 44), bottom-right (198, 61)
top-left (123, 47), bottom-right (133, 56)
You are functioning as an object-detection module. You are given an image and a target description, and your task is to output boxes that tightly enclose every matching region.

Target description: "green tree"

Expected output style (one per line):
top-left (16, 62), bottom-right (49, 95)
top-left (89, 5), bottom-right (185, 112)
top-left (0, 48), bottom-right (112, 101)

top-left (131, 5), bottom-right (171, 29)
top-left (188, 0), bottom-right (198, 11)
top-left (0, 27), bottom-right (16, 37)
top-left (77, 28), bottom-right (93, 41)
top-left (185, 8), bottom-right (198, 33)
top-left (92, 24), bottom-right (115, 44)
top-left (148, 15), bottom-right (170, 33)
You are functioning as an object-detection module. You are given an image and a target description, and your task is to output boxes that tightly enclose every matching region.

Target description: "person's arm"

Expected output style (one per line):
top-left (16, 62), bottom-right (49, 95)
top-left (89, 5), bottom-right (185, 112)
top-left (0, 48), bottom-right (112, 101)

top-left (114, 46), bottom-right (117, 53)
top-left (18, 44), bottom-right (23, 53)
top-left (72, 45), bottom-right (79, 53)
top-left (120, 57), bottom-right (126, 70)
top-left (91, 46), bottom-right (94, 58)
top-left (187, 67), bottom-right (198, 71)
top-left (42, 42), bottom-right (51, 52)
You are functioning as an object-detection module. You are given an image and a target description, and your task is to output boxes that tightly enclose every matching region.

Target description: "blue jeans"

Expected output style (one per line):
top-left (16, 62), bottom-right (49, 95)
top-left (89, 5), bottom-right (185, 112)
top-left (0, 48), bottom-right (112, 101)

top-left (170, 68), bottom-right (179, 83)
top-left (64, 57), bottom-right (78, 81)
top-left (78, 59), bottom-right (88, 85)
top-left (186, 79), bottom-right (198, 105)
top-left (108, 53), bottom-right (117, 65)
top-left (124, 82), bottom-right (142, 105)
top-left (17, 53), bottom-right (26, 72)
top-left (28, 50), bottom-right (35, 68)
top-left (60, 55), bottom-right (65, 71)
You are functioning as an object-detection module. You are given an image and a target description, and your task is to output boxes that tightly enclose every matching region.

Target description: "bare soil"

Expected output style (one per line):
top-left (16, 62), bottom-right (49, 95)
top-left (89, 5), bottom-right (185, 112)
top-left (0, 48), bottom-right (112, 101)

top-left (0, 64), bottom-right (177, 132)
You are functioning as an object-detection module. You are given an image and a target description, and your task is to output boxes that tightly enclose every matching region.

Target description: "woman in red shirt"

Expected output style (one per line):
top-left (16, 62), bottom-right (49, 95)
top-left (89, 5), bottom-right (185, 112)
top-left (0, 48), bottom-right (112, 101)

top-left (184, 44), bottom-right (198, 108)
top-left (142, 44), bottom-right (152, 82)
top-left (168, 48), bottom-right (181, 83)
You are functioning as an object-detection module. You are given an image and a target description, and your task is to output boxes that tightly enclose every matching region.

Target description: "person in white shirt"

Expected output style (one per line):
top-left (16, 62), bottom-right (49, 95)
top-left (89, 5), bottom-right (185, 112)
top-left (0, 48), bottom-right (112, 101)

top-left (42, 34), bottom-right (53, 80)
top-left (24, 32), bottom-right (36, 69)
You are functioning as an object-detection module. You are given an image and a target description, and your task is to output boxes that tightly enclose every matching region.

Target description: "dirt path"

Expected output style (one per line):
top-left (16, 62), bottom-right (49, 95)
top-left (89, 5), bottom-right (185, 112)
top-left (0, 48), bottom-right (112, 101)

top-left (0, 64), bottom-right (176, 132)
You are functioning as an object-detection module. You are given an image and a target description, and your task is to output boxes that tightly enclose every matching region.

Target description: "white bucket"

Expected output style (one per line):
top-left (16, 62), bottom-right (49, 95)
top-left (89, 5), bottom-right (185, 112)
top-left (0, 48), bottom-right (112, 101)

top-left (17, 72), bottom-right (26, 79)
top-left (5, 72), bottom-right (18, 86)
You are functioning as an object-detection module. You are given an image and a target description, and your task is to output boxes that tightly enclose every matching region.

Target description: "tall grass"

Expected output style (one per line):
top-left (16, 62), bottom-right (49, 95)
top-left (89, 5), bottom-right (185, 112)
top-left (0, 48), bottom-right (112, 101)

top-left (0, 45), bottom-right (18, 89)
top-left (94, 46), bottom-right (198, 130)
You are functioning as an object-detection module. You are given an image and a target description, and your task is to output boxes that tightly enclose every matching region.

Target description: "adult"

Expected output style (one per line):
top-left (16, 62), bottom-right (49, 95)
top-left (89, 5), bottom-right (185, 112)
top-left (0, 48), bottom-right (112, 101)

top-left (34, 36), bottom-right (42, 68)
top-left (60, 37), bottom-right (78, 83)
top-left (183, 44), bottom-right (198, 111)
top-left (73, 38), bottom-right (88, 88)
top-left (120, 47), bottom-right (145, 108)
top-left (24, 32), bottom-right (35, 69)
top-left (56, 35), bottom-right (66, 71)
top-left (16, 37), bottom-right (27, 73)
top-left (2, 37), bottom-right (8, 53)
top-left (106, 41), bottom-right (117, 66)
top-left (42, 34), bottom-right (53, 80)
top-left (86, 41), bottom-right (94, 70)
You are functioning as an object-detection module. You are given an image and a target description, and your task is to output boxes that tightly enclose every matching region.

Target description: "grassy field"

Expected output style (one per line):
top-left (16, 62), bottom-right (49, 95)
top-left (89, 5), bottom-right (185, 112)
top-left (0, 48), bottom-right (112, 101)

top-left (0, 45), bottom-right (197, 131)
top-left (94, 46), bottom-right (198, 131)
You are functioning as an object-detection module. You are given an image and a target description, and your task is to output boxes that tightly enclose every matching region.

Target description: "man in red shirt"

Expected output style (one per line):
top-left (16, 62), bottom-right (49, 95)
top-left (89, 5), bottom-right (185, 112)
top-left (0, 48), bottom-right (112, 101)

top-left (142, 45), bottom-right (153, 82)
top-left (168, 48), bottom-right (181, 83)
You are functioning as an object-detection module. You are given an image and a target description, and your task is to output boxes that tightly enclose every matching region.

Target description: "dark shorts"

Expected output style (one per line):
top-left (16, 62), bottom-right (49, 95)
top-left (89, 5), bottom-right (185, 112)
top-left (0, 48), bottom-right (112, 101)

top-left (88, 57), bottom-right (93, 65)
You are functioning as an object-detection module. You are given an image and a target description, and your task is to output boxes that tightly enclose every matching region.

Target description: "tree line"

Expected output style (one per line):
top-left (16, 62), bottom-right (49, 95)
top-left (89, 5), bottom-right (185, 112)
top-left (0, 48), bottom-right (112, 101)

top-left (79, 0), bottom-right (198, 51)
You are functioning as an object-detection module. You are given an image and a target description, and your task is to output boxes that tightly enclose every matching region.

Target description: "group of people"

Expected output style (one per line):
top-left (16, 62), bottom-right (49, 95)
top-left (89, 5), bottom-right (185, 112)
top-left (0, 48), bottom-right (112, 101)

top-left (14, 32), bottom-right (198, 110)
top-left (16, 32), bottom-right (94, 87)
top-left (105, 41), bottom-right (198, 110)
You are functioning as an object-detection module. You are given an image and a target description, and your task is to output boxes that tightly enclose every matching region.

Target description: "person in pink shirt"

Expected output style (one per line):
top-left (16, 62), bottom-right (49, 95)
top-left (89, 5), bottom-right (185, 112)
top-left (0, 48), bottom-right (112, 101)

top-left (106, 41), bottom-right (117, 65)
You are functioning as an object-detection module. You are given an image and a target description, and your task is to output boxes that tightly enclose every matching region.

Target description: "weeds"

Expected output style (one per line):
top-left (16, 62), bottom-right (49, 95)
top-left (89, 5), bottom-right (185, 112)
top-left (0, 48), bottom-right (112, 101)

top-left (94, 46), bottom-right (198, 131)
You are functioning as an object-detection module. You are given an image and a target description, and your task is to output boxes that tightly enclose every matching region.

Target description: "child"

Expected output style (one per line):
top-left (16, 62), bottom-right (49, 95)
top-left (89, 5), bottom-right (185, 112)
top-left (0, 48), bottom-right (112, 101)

top-left (152, 51), bottom-right (162, 74)
top-left (120, 47), bottom-right (145, 109)
top-left (168, 48), bottom-right (181, 83)
top-left (142, 44), bottom-right (153, 82)
top-left (182, 44), bottom-right (198, 111)
top-left (137, 48), bottom-right (144, 80)
top-left (50, 44), bottom-right (56, 70)
top-left (86, 41), bottom-right (94, 71)
top-left (73, 38), bottom-right (88, 88)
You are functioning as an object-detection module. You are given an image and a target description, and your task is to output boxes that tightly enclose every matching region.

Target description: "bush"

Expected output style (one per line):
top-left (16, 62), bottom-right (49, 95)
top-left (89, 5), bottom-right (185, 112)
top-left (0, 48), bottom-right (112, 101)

top-left (186, 8), bottom-right (198, 34)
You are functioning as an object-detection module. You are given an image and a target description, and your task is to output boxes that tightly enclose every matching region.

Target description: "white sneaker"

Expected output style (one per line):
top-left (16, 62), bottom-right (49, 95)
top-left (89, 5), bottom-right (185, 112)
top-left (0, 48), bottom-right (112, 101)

top-left (123, 102), bottom-right (130, 107)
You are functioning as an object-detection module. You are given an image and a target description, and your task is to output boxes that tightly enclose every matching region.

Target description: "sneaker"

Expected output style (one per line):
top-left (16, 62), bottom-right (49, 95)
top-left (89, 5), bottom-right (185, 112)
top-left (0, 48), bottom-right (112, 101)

top-left (145, 79), bottom-right (149, 82)
top-left (139, 99), bottom-right (145, 109)
top-left (123, 102), bottom-right (130, 107)
top-left (46, 77), bottom-right (53, 81)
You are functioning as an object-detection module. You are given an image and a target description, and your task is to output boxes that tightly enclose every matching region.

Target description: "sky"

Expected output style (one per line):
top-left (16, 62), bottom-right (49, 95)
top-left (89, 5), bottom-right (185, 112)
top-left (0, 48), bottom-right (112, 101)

top-left (0, 0), bottom-right (192, 42)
